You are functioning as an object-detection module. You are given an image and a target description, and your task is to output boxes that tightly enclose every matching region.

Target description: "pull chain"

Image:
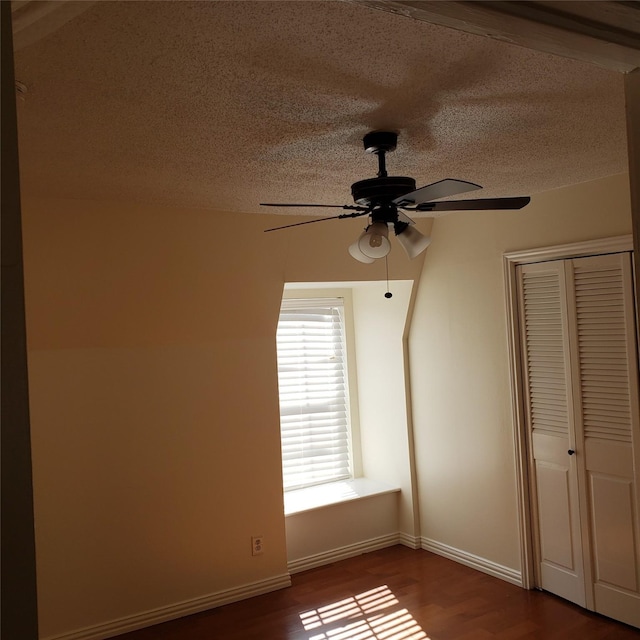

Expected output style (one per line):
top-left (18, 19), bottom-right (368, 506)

top-left (384, 255), bottom-right (392, 299)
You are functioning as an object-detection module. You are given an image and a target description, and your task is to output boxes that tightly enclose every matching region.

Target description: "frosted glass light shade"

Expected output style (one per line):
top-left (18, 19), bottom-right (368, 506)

top-left (396, 225), bottom-right (431, 259)
top-left (358, 222), bottom-right (391, 259)
top-left (349, 234), bottom-right (376, 263)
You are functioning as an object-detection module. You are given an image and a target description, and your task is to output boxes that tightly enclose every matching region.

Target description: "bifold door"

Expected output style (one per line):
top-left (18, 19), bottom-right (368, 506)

top-left (518, 252), bottom-right (640, 628)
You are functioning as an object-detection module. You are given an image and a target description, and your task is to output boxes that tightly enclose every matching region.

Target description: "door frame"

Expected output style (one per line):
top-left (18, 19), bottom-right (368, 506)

top-left (503, 234), bottom-right (634, 589)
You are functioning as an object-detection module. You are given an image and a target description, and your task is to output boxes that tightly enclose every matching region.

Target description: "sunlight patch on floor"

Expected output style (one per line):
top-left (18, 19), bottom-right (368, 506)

top-left (299, 585), bottom-right (429, 640)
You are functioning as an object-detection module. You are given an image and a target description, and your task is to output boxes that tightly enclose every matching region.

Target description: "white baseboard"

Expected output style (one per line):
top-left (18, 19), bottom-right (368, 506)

top-left (398, 531), bottom-right (421, 549)
top-left (288, 532), bottom-right (405, 574)
top-left (421, 537), bottom-right (523, 587)
top-left (42, 573), bottom-right (291, 640)
top-left (43, 534), bottom-right (424, 640)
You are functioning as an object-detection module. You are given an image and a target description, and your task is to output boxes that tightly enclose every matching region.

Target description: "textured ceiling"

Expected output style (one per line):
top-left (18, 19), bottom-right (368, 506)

top-left (13, 0), bottom-right (628, 216)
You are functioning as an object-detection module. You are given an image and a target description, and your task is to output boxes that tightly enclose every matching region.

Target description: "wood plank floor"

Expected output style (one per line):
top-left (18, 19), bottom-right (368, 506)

top-left (119, 546), bottom-right (640, 639)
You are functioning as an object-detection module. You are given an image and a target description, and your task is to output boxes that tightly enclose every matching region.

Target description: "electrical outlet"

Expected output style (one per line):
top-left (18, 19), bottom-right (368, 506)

top-left (251, 535), bottom-right (264, 556)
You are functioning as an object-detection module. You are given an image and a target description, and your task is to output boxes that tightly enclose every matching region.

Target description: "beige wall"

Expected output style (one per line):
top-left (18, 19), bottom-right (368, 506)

top-left (21, 197), bottom-right (426, 638)
top-left (285, 492), bottom-right (399, 566)
top-left (408, 173), bottom-right (632, 571)
top-left (24, 172), bottom-right (632, 637)
top-left (352, 280), bottom-right (419, 536)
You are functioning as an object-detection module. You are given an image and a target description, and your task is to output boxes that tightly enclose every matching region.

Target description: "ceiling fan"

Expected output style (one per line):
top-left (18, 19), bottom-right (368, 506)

top-left (262, 131), bottom-right (530, 263)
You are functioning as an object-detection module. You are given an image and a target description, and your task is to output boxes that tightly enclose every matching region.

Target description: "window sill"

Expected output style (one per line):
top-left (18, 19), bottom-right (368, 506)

top-left (284, 478), bottom-right (400, 516)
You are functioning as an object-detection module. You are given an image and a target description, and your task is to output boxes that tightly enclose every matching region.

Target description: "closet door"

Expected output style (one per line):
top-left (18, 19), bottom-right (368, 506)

top-left (518, 261), bottom-right (586, 607)
top-left (566, 253), bottom-right (640, 628)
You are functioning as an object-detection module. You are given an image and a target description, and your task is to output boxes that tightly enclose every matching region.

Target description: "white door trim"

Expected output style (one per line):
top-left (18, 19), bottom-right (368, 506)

top-left (503, 234), bottom-right (633, 589)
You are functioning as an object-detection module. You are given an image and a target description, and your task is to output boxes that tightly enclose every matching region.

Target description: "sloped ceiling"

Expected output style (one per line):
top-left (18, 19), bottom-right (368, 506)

top-left (13, 0), bottom-right (627, 216)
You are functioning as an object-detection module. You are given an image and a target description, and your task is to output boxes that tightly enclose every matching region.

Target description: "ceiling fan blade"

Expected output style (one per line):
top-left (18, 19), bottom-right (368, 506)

top-left (393, 178), bottom-right (482, 207)
top-left (260, 203), bottom-right (367, 211)
top-left (409, 196), bottom-right (531, 213)
top-left (264, 209), bottom-right (368, 232)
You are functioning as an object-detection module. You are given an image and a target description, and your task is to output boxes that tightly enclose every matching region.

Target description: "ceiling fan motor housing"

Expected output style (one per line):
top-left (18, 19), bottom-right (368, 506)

top-left (353, 131), bottom-right (415, 207)
top-left (351, 176), bottom-right (416, 206)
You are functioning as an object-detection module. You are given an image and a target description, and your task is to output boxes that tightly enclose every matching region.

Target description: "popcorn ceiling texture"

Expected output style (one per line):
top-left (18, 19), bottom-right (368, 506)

top-left (14, 0), bottom-right (627, 216)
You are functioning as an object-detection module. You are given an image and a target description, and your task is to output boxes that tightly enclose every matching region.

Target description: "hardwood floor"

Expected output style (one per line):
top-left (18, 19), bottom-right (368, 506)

top-left (119, 546), bottom-right (640, 639)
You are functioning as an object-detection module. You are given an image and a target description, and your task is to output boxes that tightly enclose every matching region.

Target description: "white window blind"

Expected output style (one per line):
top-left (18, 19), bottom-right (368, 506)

top-left (276, 298), bottom-right (351, 491)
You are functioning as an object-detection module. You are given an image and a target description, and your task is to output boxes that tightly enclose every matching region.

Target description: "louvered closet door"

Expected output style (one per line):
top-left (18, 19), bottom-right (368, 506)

top-left (517, 261), bottom-right (587, 607)
top-left (566, 253), bottom-right (640, 628)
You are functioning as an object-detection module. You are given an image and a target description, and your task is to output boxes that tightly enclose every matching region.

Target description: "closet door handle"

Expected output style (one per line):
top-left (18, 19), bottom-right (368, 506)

top-left (568, 449), bottom-right (575, 456)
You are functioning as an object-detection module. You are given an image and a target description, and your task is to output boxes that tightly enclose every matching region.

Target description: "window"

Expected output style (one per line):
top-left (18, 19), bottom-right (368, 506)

top-left (276, 297), bottom-right (352, 491)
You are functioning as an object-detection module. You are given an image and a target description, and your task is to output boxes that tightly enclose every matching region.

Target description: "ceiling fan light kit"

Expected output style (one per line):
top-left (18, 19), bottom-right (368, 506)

top-left (348, 237), bottom-right (376, 264)
top-left (394, 223), bottom-right (432, 260)
top-left (358, 221), bottom-right (391, 259)
top-left (262, 131), bottom-right (530, 263)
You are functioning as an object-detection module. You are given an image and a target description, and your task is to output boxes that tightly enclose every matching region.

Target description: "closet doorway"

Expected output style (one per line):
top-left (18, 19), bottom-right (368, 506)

top-left (505, 236), bottom-right (640, 629)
